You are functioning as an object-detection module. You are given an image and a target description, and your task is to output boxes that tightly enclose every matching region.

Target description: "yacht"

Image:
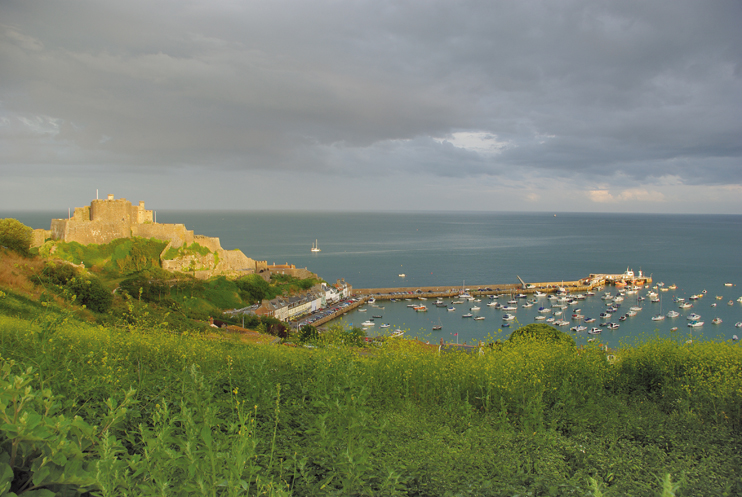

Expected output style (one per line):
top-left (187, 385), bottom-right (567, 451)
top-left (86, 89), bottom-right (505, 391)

top-left (311, 239), bottom-right (321, 252)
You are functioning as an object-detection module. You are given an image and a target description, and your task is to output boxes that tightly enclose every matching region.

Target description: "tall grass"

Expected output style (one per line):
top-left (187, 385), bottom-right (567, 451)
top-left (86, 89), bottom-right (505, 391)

top-left (0, 304), bottom-right (740, 495)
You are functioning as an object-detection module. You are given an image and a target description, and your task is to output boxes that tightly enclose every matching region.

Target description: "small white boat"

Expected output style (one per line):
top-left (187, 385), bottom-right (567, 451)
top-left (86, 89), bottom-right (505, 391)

top-left (679, 303), bottom-right (693, 309)
top-left (651, 315), bottom-right (665, 321)
top-left (391, 329), bottom-right (404, 338)
top-left (733, 335), bottom-right (739, 340)
top-left (687, 313), bottom-right (702, 321)
top-left (666, 310), bottom-right (680, 318)
top-left (534, 315), bottom-right (546, 321)
top-left (462, 313), bottom-right (473, 318)
top-left (502, 313), bottom-right (516, 321)
top-left (399, 273), bottom-right (405, 278)
top-left (736, 322), bottom-right (742, 328)
top-left (473, 316), bottom-right (485, 321)
top-left (688, 321), bottom-right (704, 327)
top-left (414, 305), bottom-right (428, 312)
top-left (380, 323), bottom-right (390, 328)
top-left (724, 283), bottom-right (734, 287)
top-left (470, 306), bottom-right (480, 311)
top-left (712, 318), bottom-right (722, 325)
top-left (570, 325), bottom-right (587, 332)
top-left (362, 320), bottom-right (375, 326)
top-left (588, 327), bottom-right (602, 334)
top-left (311, 239), bottom-right (321, 252)
top-left (607, 322), bottom-right (620, 330)
top-left (447, 307), bottom-right (456, 312)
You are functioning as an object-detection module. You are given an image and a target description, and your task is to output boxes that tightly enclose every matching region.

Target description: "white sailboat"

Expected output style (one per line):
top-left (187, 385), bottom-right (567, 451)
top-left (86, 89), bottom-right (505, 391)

top-left (311, 239), bottom-right (321, 252)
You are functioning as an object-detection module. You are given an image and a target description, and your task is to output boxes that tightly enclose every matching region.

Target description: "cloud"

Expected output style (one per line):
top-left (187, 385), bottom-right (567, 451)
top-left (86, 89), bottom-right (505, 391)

top-left (0, 0), bottom-right (740, 212)
top-left (589, 188), bottom-right (666, 203)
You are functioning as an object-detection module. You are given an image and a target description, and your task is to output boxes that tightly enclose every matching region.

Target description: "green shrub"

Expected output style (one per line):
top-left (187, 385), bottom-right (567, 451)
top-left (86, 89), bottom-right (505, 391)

top-left (41, 262), bottom-right (79, 286)
top-left (509, 323), bottom-right (575, 347)
top-left (0, 219), bottom-right (33, 255)
top-left (66, 276), bottom-right (113, 313)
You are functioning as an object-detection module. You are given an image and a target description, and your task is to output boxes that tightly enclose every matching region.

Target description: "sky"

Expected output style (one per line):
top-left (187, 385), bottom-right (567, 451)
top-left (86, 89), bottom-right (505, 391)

top-left (1, 0), bottom-right (741, 214)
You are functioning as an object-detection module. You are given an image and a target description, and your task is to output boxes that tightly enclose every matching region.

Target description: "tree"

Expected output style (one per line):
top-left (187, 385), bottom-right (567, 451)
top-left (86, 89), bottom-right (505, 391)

top-left (508, 323), bottom-right (575, 347)
top-left (0, 218), bottom-right (33, 255)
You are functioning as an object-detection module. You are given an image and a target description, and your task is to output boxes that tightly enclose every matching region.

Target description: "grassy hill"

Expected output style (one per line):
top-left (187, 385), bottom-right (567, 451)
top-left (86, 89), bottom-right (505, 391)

top-left (0, 239), bottom-right (741, 495)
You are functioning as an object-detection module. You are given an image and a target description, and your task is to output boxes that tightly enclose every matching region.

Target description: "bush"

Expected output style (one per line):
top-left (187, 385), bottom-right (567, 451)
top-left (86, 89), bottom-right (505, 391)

top-left (41, 261), bottom-right (79, 286)
top-left (0, 218), bottom-right (33, 255)
top-left (509, 323), bottom-right (575, 347)
top-left (299, 324), bottom-right (319, 343)
top-left (236, 274), bottom-right (270, 304)
top-left (66, 276), bottom-right (113, 313)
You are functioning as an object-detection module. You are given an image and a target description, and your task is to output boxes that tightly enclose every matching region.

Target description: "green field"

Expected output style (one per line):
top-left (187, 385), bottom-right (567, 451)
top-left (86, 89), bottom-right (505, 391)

top-left (0, 286), bottom-right (740, 496)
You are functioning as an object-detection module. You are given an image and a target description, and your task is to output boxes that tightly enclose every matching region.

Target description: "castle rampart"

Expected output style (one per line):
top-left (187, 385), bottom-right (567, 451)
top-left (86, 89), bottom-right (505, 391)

top-left (34, 194), bottom-right (260, 279)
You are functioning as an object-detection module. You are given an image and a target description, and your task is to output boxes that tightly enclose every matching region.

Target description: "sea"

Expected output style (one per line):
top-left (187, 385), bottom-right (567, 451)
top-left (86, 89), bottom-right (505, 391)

top-left (8, 210), bottom-right (742, 348)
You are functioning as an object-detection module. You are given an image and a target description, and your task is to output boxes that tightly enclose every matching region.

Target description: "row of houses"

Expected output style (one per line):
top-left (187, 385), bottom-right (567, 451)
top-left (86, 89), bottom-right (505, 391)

top-left (224, 279), bottom-right (352, 323)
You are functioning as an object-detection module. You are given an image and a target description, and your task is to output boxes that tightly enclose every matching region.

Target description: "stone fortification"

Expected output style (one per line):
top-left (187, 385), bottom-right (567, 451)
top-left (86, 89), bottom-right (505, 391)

top-left (35, 194), bottom-right (263, 279)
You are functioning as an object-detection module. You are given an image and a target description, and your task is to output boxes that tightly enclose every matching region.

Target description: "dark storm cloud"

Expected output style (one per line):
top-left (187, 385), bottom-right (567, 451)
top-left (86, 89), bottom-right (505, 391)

top-left (1, 0), bottom-right (741, 189)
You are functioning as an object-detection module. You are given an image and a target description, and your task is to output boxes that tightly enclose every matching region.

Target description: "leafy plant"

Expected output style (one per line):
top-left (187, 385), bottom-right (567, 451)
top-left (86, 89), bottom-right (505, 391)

top-left (0, 358), bottom-right (134, 496)
top-left (0, 220), bottom-right (33, 256)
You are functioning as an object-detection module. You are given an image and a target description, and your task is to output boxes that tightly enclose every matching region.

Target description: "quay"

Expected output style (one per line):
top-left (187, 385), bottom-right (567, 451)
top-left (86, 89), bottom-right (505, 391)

top-left (351, 269), bottom-right (651, 300)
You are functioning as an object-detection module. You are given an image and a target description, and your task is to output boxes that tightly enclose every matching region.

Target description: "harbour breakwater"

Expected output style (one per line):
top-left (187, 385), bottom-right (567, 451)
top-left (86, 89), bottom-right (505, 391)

top-left (351, 272), bottom-right (651, 300)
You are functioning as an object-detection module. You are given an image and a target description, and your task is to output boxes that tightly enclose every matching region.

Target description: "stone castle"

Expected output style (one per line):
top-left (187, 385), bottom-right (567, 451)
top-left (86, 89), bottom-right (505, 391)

top-left (33, 194), bottom-right (315, 280)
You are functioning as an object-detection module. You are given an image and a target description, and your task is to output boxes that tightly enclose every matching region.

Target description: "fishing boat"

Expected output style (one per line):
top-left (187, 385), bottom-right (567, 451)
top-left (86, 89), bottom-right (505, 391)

top-left (311, 239), bottom-right (321, 252)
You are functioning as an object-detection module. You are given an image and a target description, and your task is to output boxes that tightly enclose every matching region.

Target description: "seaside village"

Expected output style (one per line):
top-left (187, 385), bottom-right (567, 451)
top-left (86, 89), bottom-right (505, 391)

top-left (32, 194), bottom-right (352, 325)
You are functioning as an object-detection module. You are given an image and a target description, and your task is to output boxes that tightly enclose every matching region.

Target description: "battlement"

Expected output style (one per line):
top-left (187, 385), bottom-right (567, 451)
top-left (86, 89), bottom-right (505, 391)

top-left (35, 194), bottom-right (260, 279)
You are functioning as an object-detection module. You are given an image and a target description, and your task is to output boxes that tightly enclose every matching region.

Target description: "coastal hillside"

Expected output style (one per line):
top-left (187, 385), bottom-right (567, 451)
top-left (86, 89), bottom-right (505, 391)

top-left (1, 238), bottom-right (742, 495)
top-left (0, 288), bottom-right (740, 495)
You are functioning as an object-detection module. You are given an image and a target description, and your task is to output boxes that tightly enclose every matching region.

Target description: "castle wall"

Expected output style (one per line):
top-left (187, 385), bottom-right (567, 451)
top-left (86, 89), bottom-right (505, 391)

top-left (194, 235), bottom-right (222, 252)
top-left (72, 206), bottom-right (90, 222)
top-left (133, 223), bottom-right (193, 247)
top-left (31, 229), bottom-right (51, 248)
top-left (90, 198), bottom-right (135, 225)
